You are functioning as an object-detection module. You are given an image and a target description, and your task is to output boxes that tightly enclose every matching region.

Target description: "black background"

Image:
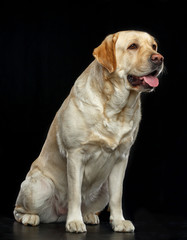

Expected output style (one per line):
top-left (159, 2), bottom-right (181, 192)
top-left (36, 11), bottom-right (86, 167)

top-left (0, 0), bottom-right (187, 222)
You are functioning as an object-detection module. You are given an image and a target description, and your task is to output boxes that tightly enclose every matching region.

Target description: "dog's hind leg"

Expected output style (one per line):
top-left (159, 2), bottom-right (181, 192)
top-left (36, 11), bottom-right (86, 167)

top-left (14, 170), bottom-right (59, 226)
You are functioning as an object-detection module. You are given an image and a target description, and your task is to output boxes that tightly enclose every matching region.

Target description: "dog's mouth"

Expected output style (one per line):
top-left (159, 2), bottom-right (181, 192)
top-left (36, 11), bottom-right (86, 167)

top-left (127, 70), bottom-right (159, 89)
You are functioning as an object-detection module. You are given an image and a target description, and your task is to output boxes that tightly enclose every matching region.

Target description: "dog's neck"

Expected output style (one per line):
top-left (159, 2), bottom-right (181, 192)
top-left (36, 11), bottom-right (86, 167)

top-left (74, 60), bottom-right (141, 121)
top-left (98, 64), bottom-right (141, 120)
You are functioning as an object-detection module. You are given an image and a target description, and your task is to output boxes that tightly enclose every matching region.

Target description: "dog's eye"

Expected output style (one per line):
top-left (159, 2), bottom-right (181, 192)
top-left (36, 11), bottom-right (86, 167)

top-left (128, 43), bottom-right (138, 50)
top-left (152, 44), bottom-right (157, 50)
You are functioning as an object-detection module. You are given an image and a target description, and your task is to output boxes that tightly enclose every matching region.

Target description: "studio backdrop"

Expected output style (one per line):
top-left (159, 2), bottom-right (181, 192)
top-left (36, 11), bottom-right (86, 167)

top-left (0, 1), bottom-right (187, 220)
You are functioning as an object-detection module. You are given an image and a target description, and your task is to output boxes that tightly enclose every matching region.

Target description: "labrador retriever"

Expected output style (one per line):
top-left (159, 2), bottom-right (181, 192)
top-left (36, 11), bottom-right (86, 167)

top-left (14, 30), bottom-right (164, 233)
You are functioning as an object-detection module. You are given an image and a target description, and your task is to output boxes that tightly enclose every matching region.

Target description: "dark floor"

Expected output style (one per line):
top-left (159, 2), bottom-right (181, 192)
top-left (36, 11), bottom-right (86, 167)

top-left (1, 216), bottom-right (187, 240)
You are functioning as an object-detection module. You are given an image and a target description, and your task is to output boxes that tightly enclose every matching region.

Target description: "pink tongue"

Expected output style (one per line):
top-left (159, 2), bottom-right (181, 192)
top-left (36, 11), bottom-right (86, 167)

top-left (142, 75), bottom-right (159, 87)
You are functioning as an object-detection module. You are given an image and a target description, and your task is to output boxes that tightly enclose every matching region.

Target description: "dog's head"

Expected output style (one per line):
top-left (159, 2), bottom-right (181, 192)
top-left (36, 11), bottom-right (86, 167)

top-left (93, 30), bottom-right (164, 92)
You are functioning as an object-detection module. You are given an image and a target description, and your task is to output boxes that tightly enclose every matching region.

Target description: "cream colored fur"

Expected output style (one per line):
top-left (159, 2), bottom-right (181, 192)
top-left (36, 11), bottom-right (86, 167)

top-left (14, 31), bottom-right (164, 233)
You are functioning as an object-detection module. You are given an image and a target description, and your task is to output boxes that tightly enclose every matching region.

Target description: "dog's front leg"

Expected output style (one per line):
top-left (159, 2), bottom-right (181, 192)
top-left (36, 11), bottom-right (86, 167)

top-left (109, 155), bottom-right (135, 233)
top-left (66, 151), bottom-right (86, 233)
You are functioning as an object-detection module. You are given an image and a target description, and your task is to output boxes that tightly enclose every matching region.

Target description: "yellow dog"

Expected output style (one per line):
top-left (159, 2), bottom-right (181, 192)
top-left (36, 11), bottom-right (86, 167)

top-left (14, 30), bottom-right (164, 233)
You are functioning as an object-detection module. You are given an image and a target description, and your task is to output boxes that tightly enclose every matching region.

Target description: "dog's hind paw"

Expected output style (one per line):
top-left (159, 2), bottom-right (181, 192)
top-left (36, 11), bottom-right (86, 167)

top-left (66, 220), bottom-right (87, 233)
top-left (14, 209), bottom-right (40, 226)
top-left (83, 213), bottom-right (100, 225)
top-left (111, 219), bottom-right (135, 232)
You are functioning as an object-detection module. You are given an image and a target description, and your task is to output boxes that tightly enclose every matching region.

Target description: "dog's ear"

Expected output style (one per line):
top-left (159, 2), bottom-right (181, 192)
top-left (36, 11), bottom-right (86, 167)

top-left (93, 33), bottom-right (119, 73)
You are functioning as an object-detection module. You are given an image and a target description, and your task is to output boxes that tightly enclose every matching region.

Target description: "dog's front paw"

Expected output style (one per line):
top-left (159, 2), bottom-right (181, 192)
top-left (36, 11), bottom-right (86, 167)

top-left (66, 220), bottom-right (87, 233)
top-left (111, 220), bottom-right (135, 232)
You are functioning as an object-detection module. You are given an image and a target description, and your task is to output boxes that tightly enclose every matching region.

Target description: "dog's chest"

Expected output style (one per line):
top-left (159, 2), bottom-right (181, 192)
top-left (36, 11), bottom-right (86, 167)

top-left (104, 118), bottom-right (136, 146)
top-left (88, 110), bottom-right (140, 151)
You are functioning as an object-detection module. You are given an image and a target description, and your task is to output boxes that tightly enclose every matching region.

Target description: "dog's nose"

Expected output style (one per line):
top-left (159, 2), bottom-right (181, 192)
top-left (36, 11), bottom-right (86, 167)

top-left (151, 53), bottom-right (164, 65)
